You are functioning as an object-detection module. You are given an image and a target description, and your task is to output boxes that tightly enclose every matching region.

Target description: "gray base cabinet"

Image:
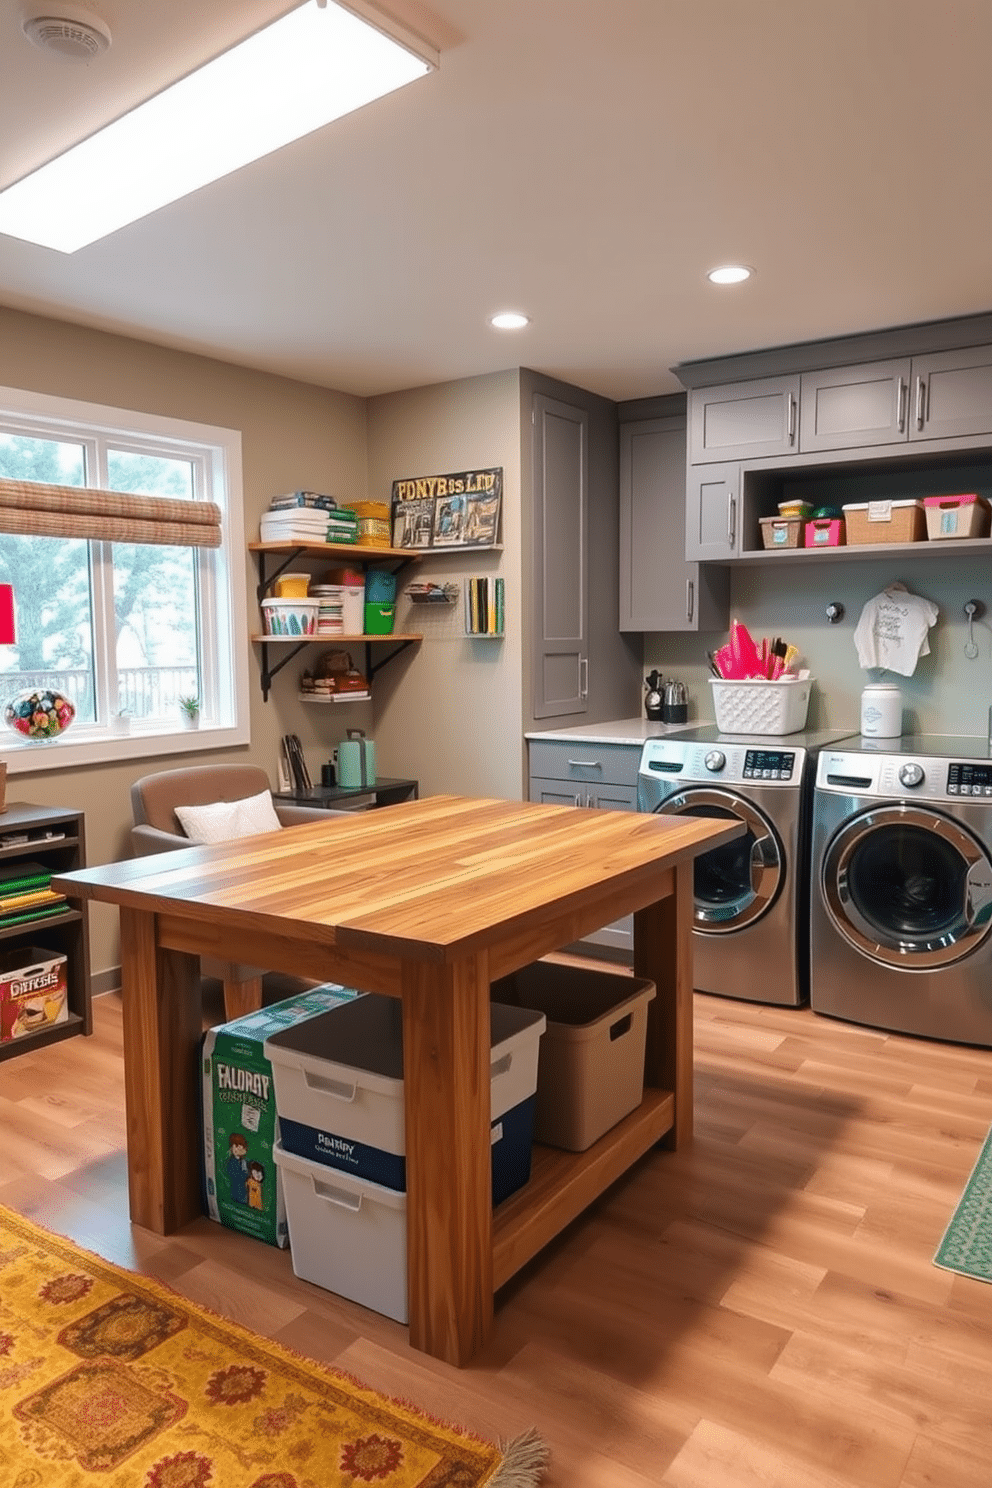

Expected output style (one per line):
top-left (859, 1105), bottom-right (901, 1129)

top-left (527, 738), bottom-right (640, 955)
top-left (620, 414), bottom-right (729, 631)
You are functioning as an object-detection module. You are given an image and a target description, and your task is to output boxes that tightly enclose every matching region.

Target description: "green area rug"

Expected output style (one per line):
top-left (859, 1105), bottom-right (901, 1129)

top-left (934, 1124), bottom-right (992, 1282)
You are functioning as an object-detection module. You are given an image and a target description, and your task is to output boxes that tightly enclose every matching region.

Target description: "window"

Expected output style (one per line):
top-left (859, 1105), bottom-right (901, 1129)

top-left (0, 385), bottom-right (249, 770)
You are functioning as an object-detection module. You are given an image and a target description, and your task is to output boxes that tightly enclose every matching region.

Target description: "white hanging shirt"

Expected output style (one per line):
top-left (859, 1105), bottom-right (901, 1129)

top-left (853, 582), bottom-right (939, 676)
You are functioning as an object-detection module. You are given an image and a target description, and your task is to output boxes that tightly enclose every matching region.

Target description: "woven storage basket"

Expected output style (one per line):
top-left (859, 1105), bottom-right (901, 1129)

top-left (759, 516), bottom-right (803, 550)
top-left (923, 493), bottom-right (991, 540)
top-left (842, 500), bottom-right (925, 545)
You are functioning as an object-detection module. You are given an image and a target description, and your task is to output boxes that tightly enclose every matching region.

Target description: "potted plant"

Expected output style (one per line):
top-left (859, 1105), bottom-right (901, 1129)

top-left (111, 707), bottom-right (131, 735)
top-left (178, 695), bottom-right (200, 729)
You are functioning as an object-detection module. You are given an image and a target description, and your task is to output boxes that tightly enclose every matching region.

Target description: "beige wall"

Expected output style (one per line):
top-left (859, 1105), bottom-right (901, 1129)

top-left (366, 370), bottom-right (524, 801)
top-left (0, 306), bottom-right (369, 978)
top-left (645, 552), bottom-right (992, 737)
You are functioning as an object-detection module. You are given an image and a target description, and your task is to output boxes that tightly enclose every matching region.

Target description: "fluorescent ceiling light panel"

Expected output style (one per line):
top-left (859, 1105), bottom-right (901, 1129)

top-left (0, 0), bottom-right (436, 253)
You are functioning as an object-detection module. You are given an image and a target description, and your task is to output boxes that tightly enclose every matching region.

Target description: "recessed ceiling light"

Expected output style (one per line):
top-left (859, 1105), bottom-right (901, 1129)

top-left (489, 312), bottom-right (530, 330)
top-left (707, 264), bottom-right (753, 285)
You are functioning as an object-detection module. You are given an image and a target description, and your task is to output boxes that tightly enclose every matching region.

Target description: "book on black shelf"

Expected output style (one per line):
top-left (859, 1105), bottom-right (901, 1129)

top-left (0, 861), bottom-right (52, 895)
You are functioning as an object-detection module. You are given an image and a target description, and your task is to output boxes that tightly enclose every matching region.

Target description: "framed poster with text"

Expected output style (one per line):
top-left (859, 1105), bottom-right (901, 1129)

top-left (391, 467), bottom-right (502, 549)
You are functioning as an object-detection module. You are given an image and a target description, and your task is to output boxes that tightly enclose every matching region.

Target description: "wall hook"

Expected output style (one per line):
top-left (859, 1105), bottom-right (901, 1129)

top-left (964, 599), bottom-right (983, 659)
top-left (825, 602), bottom-right (844, 624)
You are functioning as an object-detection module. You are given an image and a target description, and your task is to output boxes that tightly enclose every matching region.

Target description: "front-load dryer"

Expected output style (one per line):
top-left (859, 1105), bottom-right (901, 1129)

top-left (638, 726), bottom-right (854, 1006)
top-left (810, 735), bottom-right (992, 1045)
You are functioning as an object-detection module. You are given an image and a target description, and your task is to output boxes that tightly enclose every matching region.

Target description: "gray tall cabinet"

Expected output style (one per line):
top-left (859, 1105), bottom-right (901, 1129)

top-left (619, 396), bottom-right (729, 631)
top-left (522, 368), bottom-right (641, 731)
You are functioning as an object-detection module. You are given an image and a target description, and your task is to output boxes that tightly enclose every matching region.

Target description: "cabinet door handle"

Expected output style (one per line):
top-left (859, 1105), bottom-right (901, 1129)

top-left (914, 375), bottom-right (926, 431)
top-left (896, 376), bottom-right (906, 432)
top-left (727, 494), bottom-right (737, 548)
top-left (567, 758), bottom-right (602, 769)
top-left (579, 658), bottom-right (589, 699)
top-left (574, 793), bottom-right (582, 807)
top-left (787, 392), bottom-right (797, 444)
top-left (686, 579), bottom-right (694, 623)
top-left (586, 793), bottom-right (596, 808)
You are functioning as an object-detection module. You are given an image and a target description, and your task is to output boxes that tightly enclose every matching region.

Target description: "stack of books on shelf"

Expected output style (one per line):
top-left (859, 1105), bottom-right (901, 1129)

top-left (259, 492), bottom-right (359, 545)
top-left (0, 862), bottom-right (67, 929)
top-left (465, 576), bottom-right (504, 636)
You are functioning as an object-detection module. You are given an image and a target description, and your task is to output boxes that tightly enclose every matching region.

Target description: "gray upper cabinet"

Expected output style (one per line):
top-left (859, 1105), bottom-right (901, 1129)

top-left (800, 346), bottom-right (992, 452)
top-left (799, 358), bottom-right (912, 452)
top-left (531, 391), bottom-right (588, 718)
top-left (913, 344), bottom-right (992, 441)
top-left (685, 462), bottom-right (742, 561)
top-left (620, 415), bottom-right (729, 630)
top-left (689, 375), bottom-right (800, 464)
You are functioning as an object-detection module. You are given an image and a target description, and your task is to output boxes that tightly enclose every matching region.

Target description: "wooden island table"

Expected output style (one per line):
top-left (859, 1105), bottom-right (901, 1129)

top-left (54, 794), bottom-right (739, 1367)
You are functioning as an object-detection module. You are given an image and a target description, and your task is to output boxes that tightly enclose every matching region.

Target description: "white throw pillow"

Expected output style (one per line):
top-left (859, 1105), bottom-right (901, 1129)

top-left (174, 789), bottom-right (283, 845)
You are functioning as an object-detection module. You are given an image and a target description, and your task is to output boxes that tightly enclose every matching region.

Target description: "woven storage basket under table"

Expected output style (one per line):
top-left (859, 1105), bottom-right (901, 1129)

top-left (842, 499), bottom-right (925, 545)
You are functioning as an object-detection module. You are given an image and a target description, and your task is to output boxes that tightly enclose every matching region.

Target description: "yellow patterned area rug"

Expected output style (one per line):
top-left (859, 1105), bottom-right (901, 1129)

top-left (0, 1206), bottom-right (547, 1487)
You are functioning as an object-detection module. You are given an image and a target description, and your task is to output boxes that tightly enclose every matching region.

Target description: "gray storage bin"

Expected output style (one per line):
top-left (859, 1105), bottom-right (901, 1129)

top-left (491, 960), bottom-right (656, 1152)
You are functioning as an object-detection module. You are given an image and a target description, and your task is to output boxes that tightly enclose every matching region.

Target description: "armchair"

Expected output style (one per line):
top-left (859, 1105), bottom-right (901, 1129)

top-left (130, 763), bottom-right (335, 1020)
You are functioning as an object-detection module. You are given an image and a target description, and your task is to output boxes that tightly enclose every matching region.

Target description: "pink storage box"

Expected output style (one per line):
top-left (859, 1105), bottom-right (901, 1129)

top-left (804, 517), bottom-right (845, 548)
top-left (923, 493), bottom-right (991, 540)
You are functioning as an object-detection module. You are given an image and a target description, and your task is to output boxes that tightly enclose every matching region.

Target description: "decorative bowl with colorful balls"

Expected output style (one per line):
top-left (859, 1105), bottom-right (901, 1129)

top-left (4, 688), bottom-right (76, 742)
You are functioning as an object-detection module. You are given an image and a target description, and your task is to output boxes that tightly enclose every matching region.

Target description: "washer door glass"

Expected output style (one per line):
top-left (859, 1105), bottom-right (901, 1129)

top-left (655, 788), bottom-right (783, 934)
top-left (822, 804), bottom-right (992, 968)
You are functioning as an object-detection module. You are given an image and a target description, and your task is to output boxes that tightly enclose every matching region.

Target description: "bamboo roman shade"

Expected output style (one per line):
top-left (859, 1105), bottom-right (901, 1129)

top-left (0, 479), bottom-right (222, 547)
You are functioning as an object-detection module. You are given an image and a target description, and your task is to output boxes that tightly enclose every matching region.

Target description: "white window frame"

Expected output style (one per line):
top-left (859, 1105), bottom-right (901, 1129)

top-left (0, 383), bottom-right (250, 773)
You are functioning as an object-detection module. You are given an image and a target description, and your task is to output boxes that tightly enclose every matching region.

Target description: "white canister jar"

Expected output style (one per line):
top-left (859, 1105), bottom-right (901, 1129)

top-left (861, 682), bottom-right (903, 738)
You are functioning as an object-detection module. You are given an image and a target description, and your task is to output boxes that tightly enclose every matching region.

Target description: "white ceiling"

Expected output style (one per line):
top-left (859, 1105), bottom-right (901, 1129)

top-left (2, 0), bottom-right (991, 403)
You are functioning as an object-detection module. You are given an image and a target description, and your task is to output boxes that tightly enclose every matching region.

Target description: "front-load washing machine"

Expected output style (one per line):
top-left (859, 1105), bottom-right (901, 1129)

top-left (810, 735), bottom-right (992, 1045)
top-left (638, 726), bottom-right (854, 1005)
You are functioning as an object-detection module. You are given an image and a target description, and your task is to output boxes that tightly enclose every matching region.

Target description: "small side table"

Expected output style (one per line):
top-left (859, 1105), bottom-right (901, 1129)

top-left (273, 777), bottom-right (419, 812)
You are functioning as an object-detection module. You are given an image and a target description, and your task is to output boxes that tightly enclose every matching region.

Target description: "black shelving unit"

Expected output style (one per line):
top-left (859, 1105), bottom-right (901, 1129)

top-left (0, 801), bottom-right (92, 1060)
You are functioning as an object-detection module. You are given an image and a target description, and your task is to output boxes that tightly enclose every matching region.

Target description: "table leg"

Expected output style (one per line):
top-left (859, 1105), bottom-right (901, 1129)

top-left (633, 860), bottom-right (694, 1148)
top-left (119, 907), bottom-right (202, 1233)
top-left (401, 953), bottom-right (494, 1365)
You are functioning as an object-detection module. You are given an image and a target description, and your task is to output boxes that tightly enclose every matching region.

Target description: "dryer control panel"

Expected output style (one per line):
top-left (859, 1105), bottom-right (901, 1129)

top-left (948, 762), bottom-right (992, 797)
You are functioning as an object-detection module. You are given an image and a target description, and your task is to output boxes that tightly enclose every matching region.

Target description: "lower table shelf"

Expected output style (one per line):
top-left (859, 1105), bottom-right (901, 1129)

top-left (492, 1087), bottom-right (675, 1290)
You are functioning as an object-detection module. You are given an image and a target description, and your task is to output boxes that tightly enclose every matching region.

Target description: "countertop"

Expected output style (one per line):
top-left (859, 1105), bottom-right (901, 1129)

top-left (525, 718), bottom-right (698, 746)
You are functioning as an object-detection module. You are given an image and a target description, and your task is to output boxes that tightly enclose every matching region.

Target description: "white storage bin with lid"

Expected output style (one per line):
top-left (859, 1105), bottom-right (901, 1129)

top-left (709, 676), bottom-right (813, 735)
top-left (273, 1143), bottom-right (409, 1322)
top-left (264, 993), bottom-right (545, 1206)
top-left (261, 598), bottom-right (319, 636)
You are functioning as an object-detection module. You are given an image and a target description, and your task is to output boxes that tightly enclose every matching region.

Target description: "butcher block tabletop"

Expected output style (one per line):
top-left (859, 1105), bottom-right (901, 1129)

top-left (55, 793), bottom-right (740, 962)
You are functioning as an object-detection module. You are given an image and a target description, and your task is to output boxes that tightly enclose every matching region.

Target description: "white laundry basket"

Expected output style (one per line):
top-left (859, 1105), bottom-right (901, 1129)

top-left (709, 677), bottom-right (813, 735)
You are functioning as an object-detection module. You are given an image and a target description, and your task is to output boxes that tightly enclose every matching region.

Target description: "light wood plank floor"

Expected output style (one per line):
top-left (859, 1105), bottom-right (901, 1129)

top-left (1, 973), bottom-right (990, 1488)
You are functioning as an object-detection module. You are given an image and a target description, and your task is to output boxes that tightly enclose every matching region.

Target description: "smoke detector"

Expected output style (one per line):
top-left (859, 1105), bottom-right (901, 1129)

top-left (23, 6), bottom-right (112, 60)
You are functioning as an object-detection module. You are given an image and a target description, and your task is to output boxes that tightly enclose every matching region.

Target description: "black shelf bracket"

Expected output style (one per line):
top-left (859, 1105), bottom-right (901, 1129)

top-left (259, 641), bottom-right (311, 701)
top-left (365, 638), bottom-right (417, 680)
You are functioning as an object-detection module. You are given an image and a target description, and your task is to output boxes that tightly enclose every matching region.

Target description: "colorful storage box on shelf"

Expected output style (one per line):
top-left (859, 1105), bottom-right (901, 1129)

top-left (923, 493), bottom-right (992, 540)
top-left (759, 516), bottom-right (804, 549)
top-left (842, 499), bottom-right (926, 545)
top-left (804, 516), bottom-right (845, 548)
top-left (261, 598), bottom-right (319, 636)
